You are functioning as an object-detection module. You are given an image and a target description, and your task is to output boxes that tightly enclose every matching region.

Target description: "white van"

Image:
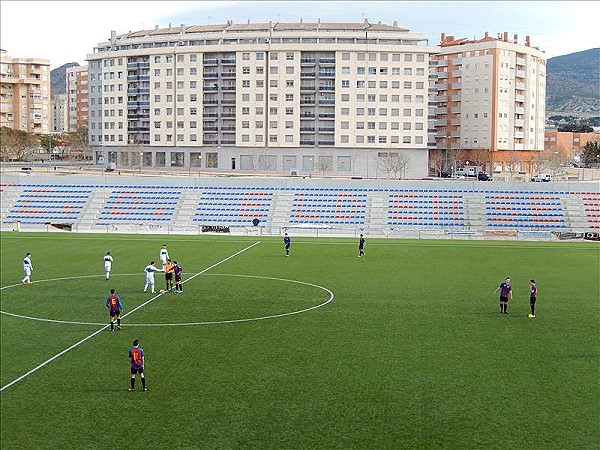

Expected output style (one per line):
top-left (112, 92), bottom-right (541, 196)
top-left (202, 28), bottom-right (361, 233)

top-left (455, 167), bottom-right (479, 177)
top-left (531, 173), bottom-right (551, 182)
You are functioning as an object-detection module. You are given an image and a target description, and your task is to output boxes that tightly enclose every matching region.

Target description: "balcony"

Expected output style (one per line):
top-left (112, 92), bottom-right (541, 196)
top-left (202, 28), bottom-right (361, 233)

top-left (127, 101), bottom-right (150, 107)
top-left (221, 59), bottom-right (236, 64)
top-left (435, 82), bottom-right (448, 90)
top-left (516, 82), bottom-right (526, 90)
top-left (515, 94), bottom-right (525, 102)
top-left (437, 71), bottom-right (448, 79)
top-left (203, 72), bottom-right (218, 78)
top-left (301, 112), bottom-right (316, 118)
top-left (318, 58), bottom-right (336, 64)
top-left (435, 119), bottom-right (447, 126)
top-left (221, 113), bottom-right (236, 118)
top-left (450, 107), bottom-right (461, 113)
top-left (318, 140), bottom-right (334, 145)
top-left (300, 58), bottom-right (316, 65)
top-left (436, 59), bottom-right (448, 67)
top-left (301, 72), bottom-right (316, 78)
top-left (221, 126), bottom-right (236, 131)
top-left (318, 72), bottom-right (335, 78)
top-left (318, 113), bottom-right (335, 119)
top-left (203, 99), bottom-right (219, 105)
top-left (318, 86), bottom-right (335, 91)
top-left (318, 99), bottom-right (335, 105)
top-left (516, 57), bottom-right (526, 66)
top-left (203, 127), bottom-right (218, 132)
top-left (127, 88), bottom-right (150, 95)
top-left (300, 140), bottom-right (315, 145)
top-left (514, 131), bottom-right (525, 138)
top-left (222, 86), bottom-right (235, 91)
top-left (202, 113), bottom-right (218, 118)
top-left (203, 86), bottom-right (218, 92)
top-left (127, 62), bottom-right (150, 69)
top-left (451, 95), bottom-right (461, 101)
top-left (452, 57), bottom-right (462, 65)
top-left (128, 126), bottom-right (150, 132)
top-left (434, 95), bottom-right (447, 102)
top-left (515, 70), bottom-right (526, 79)
top-left (300, 99), bottom-right (315, 105)
top-left (300, 127), bottom-right (315, 132)
top-left (434, 107), bottom-right (448, 114)
top-left (515, 107), bottom-right (525, 114)
top-left (451, 119), bottom-right (462, 126)
top-left (318, 127), bottom-right (335, 133)
top-left (221, 99), bottom-right (236, 104)
top-left (515, 119), bottom-right (525, 127)
top-left (300, 85), bottom-right (316, 91)
top-left (221, 72), bottom-right (236, 78)
top-left (203, 139), bottom-right (218, 144)
top-left (127, 75), bottom-right (150, 82)
top-left (451, 71), bottom-right (461, 78)
top-left (203, 59), bottom-right (218, 65)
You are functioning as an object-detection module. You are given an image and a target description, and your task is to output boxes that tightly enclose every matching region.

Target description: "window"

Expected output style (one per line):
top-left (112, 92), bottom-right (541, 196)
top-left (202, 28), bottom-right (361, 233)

top-left (379, 122), bottom-right (387, 130)
top-left (256, 52), bottom-right (264, 60)
top-left (404, 54), bottom-right (413, 62)
top-left (341, 94), bottom-right (350, 101)
top-left (404, 68), bottom-right (412, 76)
top-left (403, 109), bottom-right (411, 117)
top-left (256, 66), bottom-right (264, 74)
top-left (269, 107), bottom-right (277, 115)
top-left (341, 121), bottom-right (349, 129)
top-left (341, 108), bottom-right (350, 115)
top-left (270, 80), bottom-right (278, 88)
top-left (342, 53), bottom-right (350, 60)
top-left (286, 93), bottom-right (293, 101)
top-left (367, 122), bottom-right (376, 130)
top-left (269, 135), bottom-right (277, 143)
top-left (357, 67), bottom-right (365, 75)
top-left (206, 152), bottom-right (218, 168)
top-left (285, 121), bottom-right (293, 129)
top-left (285, 135), bottom-right (293, 142)
top-left (242, 52), bottom-right (250, 60)
top-left (403, 122), bottom-right (412, 130)
top-left (270, 93), bottom-right (278, 101)
top-left (286, 52), bottom-right (294, 61)
top-left (242, 80), bottom-right (250, 87)
top-left (357, 80), bottom-right (365, 88)
top-left (379, 136), bottom-right (387, 143)
top-left (403, 136), bottom-right (411, 143)
top-left (242, 93), bottom-right (250, 101)
top-left (286, 66), bottom-right (294, 74)
top-left (270, 66), bottom-right (278, 75)
top-left (286, 80), bottom-right (294, 87)
top-left (356, 122), bottom-right (365, 129)
top-left (177, 68), bottom-right (184, 76)
top-left (243, 67), bottom-right (250, 74)
top-left (286, 107), bottom-right (293, 115)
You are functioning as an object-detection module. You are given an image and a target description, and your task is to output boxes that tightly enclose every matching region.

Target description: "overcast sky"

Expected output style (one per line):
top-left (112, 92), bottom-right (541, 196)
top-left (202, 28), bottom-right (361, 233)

top-left (1, 0), bottom-right (599, 69)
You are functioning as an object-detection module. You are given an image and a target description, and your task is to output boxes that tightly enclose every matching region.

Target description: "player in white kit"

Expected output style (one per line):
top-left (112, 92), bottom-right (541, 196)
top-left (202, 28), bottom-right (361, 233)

top-left (22, 252), bottom-right (33, 284)
top-left (144, 261), bottom-right (164, 293)
top-left (159, 244), bottom-right (169, 267)
top-left (103, 252), bottom-right (113, 281)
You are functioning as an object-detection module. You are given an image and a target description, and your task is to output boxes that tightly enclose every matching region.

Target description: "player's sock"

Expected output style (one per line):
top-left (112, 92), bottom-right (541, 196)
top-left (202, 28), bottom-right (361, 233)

top-left (531, 304), bottom-right (535, 315)
top-left (117, 318), bottom-right (121, 327)
top-left (110, 321), bottom-right (114, 331)
top-left (130, 378), bottom-right (135, 389)
top-left (141, 377), bottom-right (146, 389)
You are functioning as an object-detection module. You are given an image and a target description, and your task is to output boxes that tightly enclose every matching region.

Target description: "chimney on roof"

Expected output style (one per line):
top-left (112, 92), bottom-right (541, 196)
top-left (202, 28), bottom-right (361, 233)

top-left (378, 21), bottom-right (382, 25)
top-left (525, 35), bottom-right (530, 47)
top-left (441, 32), bottom-right (445, 42)
top-left (514, 34), bottom-right (518, 44)
top-left (363, 18), bottom-right (369, 26)
top-left (247, 19), bottom-right (250, 24)
top-left (155, 25), bottom-right (159, 30)
top-left (168, 23), bottom-right (172, 30)
top-left (484, 31), bottom-right (489, 38)
top-left (503, 31), bottom-right (508, 42)
top-left (393, 21), bottom-right (398, 27)
top-left (181, 24), bottom-right (185, 28)
top-left (318, 18), bottom-right (321, 24)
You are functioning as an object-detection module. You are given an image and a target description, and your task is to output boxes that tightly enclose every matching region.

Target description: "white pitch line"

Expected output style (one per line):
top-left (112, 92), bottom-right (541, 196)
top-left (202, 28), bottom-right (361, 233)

top-left (0, 274), bottom-right (334, 327)
top-left (0, 241), bottom-right (260, 393)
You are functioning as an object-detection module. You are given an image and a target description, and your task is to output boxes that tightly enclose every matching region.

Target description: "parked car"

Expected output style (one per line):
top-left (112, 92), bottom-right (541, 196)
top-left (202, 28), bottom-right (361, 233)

top-left (477, 172), bottom-right (492, 181)
top-left (531, 173), bottom-right (551, 182)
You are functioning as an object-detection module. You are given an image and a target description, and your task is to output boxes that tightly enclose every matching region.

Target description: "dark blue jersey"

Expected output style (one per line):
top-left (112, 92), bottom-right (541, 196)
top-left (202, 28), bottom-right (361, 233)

top-left (284, 236), bottom-right (291, 246)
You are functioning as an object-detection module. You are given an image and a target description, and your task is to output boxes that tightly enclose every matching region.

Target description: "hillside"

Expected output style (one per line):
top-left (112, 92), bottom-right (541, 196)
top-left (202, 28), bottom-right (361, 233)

top-left (50, 62), bottom-right (79, 95)
top-left (546, 48), bottom-right (600, 116)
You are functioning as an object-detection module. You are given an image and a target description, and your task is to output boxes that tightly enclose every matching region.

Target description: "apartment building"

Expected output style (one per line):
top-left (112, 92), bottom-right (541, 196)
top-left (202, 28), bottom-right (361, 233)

top-left (86, 21), bottom-right (437, 177)
top-left (51, 93), bottom-right (67, 132)
top-left (544, 130), bottom-right (600, 161)
top-left (0, 49), bottom-right (51, 133)
top-left (431, 32), bottom-right (546, 174)
top-left (66, 65), bottom-right (89, 132)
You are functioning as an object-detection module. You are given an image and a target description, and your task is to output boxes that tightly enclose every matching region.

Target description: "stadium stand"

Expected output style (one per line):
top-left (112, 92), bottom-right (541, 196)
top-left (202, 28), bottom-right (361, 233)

top-left (1, 176), bottom-right (599, 238)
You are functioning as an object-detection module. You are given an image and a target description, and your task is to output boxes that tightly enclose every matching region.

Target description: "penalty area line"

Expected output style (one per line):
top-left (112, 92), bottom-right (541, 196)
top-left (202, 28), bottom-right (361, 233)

top-left (0, 241), bottom-right (260, 393)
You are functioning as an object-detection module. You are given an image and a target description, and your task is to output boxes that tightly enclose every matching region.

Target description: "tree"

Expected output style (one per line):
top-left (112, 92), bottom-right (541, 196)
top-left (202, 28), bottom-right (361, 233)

top-left (468, 149), bottom-right (493, 172)
top-left (582, 140), bottom-right (600, 166)
top-left (377, 151), bottom-right (409, 179)
top-left (428, 150), bottom-right (445, 176)
top-left (0, 127), bottom-right (38, 162)
top-left (557, 124), bottom-right (594, 133)
top-left (64, 126), bottom-right (91, 162)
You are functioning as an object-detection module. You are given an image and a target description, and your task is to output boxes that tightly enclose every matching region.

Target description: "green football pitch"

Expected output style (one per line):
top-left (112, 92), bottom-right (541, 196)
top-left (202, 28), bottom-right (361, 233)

top-left (1, 233), bottom-right (598, 449)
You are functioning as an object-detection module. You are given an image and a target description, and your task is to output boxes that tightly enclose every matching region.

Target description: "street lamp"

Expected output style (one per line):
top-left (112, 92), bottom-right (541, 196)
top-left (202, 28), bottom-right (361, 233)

top-left (366, 149), bottom-right (370, 179)
top-left (139, 152), bottom-right (143, 174)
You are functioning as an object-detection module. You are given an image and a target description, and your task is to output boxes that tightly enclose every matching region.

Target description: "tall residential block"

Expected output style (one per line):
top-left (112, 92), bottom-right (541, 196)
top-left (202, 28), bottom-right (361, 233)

top-left (66, 65), bottom-right (89, 132)
top-left (431, 32), bottom-right (546, 173)
top-left (51, 93), bottom-right (67, 132)
top-left (86, 21), bottom-right (437, 177)
top-left (0, 49), bottom-right (51, 133)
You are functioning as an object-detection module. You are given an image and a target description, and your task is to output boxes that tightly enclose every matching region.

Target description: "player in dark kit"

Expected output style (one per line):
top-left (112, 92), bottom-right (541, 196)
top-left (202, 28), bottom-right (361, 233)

top-left (528, 279), bottom-right (538, 318)
top-left (105, 288), bottom-right (123, 331)
top-left (173, 260), bottom-right (184, 293)
top-left (358, 234), bottom-right (365, 257)
top-left (128, 339), bottom-right (147, 391)
top-left (493, 277), bottom-right (513, 315)
top-left (284, 233), bottom-right (291, 257)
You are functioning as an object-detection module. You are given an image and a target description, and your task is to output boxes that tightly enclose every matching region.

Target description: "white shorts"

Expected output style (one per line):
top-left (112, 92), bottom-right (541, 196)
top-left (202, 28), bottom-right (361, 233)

top-left (146, 274), bottom-right (155, 283)
top-left (160, 257), bottom-right (167, 266)
top-left (24, 268), bottom-right (32, 276)
top-left (104, 264), bottom-right (112, 272)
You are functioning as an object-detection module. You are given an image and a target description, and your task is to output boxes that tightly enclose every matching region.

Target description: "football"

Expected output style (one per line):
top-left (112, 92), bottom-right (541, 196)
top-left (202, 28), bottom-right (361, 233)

top-left (159, 289), bottom-right (165, 294)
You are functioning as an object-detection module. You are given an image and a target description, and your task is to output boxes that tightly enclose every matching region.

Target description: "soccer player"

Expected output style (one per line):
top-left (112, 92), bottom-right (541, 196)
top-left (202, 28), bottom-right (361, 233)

top-left (128, 339), bottom-right (147, 391)
top-left (144, 261), bottom-right (163, 294)
top-left (358, 234), bottom-right (366, 257)
top-left (105, 288), bottom-right (123, 331)
top-left (103, 252), bottom-right (113, 281)
top-left (493, 277), bottom-right (513, 315)
top-left (173, 260), bottom-right (184, 293)
top-left (529, 279), bottom-right (538, 318)
top-left (284, 233), bottom-right (291, 257)
top-left (164, 259), bottom-right (175, 292)
top-left (159, 244), bottom-right (169, 267)
top-left (21, 252), bottom-right (33, 284)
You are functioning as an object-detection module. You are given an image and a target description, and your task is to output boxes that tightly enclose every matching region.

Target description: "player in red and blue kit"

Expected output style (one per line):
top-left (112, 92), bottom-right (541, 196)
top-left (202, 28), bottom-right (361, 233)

top-left (528, 279), bottom-right (538, 318)
top-left (128, 339), bottom-right (146, 391)
top-left (284, 233), bottom-right (291, 257)
top-left (105, 288), bottom-right (122, 331)
top-left (173, 260), bottom-right (184, 294)
top-left (493, 277), bottom-right (513, 315)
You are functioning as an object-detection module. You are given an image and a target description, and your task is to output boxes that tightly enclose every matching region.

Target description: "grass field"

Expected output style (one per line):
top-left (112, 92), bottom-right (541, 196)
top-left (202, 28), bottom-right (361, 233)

top-left (1, 232), bottom-right (598, 449)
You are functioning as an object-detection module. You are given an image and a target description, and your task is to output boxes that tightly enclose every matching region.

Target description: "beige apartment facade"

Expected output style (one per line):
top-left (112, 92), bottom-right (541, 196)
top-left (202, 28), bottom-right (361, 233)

top-left (0, 49), bottom-right (51, 134)
top-left (431, 32), bottom-right (546, 174)
top-left (87, 21), bottom-right (438, 178)
top-left (66, 65), bottom-right (89, 132)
